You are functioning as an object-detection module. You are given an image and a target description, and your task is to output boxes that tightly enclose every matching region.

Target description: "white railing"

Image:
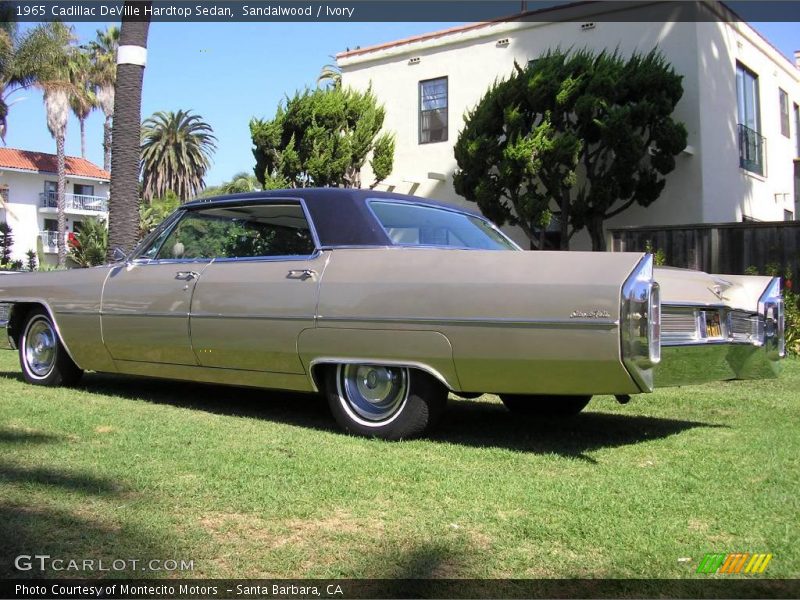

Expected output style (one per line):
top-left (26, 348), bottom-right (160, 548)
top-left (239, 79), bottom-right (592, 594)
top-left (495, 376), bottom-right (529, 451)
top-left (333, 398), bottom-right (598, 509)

top-left (39, 192), bottom-right (108, 213)
top-left (39, 230), bottom-right (65, 250)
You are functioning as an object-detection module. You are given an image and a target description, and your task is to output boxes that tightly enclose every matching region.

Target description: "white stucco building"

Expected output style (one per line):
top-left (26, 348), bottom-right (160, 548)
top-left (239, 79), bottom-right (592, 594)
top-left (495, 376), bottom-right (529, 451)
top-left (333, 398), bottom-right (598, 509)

top-left (337, 1), bottom-right (800, 249)
top-left (0, 148), bottom-right (110, 266)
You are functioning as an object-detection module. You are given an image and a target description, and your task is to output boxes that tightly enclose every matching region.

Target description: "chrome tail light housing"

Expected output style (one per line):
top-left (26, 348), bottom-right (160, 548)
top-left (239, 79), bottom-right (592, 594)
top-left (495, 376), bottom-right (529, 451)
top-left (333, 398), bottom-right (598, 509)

top-left (621, 254), bottom-right (661, 392)
top-left (758, 277), bottom-right (785, 360)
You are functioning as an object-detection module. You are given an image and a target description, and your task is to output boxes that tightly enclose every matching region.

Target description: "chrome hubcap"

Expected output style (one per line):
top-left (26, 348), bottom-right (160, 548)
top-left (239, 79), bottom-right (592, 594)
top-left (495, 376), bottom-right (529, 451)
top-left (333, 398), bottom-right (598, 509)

top-left (24, 318), bottom-right (57, 378)
top-left (339, 364), bottom-right (409, 423)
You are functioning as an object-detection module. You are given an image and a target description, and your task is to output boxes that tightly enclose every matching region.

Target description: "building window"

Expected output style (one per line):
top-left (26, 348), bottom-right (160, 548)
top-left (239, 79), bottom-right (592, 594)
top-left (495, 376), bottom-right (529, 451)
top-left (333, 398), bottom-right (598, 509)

top-left (73, 183), bottom-right (94, 197)
top-left (736, 63), bottom-right (763, 175)
top-left (419, 77), bottom-right (448, 144)
top-left (784, 209), bottom-right (794, 221)
top-left (779, 88), bottom-right (790, 138)
top-left (794, 103), bottom-right (800, 157)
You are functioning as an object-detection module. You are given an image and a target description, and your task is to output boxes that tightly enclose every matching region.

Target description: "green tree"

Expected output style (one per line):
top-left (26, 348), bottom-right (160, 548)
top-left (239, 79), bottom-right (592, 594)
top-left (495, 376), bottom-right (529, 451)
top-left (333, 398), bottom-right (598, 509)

top-left (221, 171), bottom-right (262, 194)
top-left (250, 86), bottom-right (394, 189)
top-left (139, 190), bottom-right (179, 235)
top-left (24, 22), bottom-right (79, 267)
top-left (316, 61), bottom-right (341, 90)
top-left (88, 25), bottom-right (119, 172)
top-left (141, 109), bottom-right (217, 202)
top-left (454, 49), bottom-right (687, 250)
top-left (0, 222), bottom-right (12, 265)
top-left (69, 48), bottom-right (96, 159)
top-left (0, 13), bottom-right (52, 141)
top-left (68, 217), bottom-right (108, 267)
top-left (107, 4), bottom-right (150, 260)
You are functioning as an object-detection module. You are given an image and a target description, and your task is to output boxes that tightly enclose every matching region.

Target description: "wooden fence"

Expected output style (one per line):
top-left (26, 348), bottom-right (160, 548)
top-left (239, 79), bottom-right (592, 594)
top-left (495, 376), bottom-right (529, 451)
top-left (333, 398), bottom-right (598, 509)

top-left (609, 221), bottom-right (800, 283)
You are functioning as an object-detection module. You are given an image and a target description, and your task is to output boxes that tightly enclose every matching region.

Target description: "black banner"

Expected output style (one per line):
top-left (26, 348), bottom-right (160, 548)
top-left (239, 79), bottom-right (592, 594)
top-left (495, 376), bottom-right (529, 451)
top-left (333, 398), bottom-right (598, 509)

top-left (2, 1), bottom-right (800, 22)
top-left (3, 578), bottom-right (800, 599)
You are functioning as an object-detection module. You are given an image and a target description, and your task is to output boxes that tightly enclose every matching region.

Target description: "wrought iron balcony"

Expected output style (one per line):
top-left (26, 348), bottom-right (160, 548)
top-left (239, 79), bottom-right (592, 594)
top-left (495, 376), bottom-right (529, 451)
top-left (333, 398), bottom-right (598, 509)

top-left (39, 191), bottom-right (108, 213)
top-left (738, 123), bottom-right (765, 176)
top-left (39, 230), bottom-right (63, 250)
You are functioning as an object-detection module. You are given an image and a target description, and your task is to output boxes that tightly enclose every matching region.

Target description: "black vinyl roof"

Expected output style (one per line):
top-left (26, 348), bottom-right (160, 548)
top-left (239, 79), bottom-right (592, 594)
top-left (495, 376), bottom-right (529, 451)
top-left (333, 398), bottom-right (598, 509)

top-left (182, 188), bottom-right (483, 248)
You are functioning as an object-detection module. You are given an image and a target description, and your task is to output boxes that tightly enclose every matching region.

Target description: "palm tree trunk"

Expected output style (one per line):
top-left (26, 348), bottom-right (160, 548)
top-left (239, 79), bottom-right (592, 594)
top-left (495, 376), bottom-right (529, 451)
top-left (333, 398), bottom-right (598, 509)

top-left (103, 114), bottom-right (112, 171)
top-left (56, 134), bottom-right (67, 267)
top-left (79, 117), bottom-right (86, 158)
top-left (107, 2), bottom-right (151, 259)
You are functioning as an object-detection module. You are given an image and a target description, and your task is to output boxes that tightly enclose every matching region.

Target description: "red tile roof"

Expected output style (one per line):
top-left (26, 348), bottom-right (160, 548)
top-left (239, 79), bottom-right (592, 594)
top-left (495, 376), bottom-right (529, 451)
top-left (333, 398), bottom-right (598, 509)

top-left (0, 148), bottom-right (109, 180)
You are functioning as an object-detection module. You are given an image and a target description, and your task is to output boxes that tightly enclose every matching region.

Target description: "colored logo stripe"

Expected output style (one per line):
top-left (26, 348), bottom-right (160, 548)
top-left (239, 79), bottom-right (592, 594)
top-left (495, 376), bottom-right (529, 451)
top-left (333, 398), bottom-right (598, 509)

top-left (697, 553), bottom-right (772, 574)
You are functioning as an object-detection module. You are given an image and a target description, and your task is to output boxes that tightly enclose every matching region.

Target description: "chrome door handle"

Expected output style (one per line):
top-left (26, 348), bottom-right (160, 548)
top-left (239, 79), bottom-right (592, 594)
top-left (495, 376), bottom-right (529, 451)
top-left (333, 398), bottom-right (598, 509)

top-left (287, 269), bottom-right (317, 281)
top-left (175, 271), bottom-right (199, 281)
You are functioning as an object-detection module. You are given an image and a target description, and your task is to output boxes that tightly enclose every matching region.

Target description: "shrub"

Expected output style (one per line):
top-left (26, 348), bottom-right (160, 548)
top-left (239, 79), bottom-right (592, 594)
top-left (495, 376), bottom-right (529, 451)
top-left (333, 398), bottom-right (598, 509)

top-left (68, 218), bottom-right (108, 268)
top-left (25, 249), bottom-right (37, 272)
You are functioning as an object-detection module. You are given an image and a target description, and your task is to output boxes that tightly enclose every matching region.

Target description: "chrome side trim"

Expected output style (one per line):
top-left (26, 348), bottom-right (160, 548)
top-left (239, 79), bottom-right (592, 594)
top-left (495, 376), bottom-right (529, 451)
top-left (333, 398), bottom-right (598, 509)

top-left (316, 315), bottom-right (619, 329)
top-left (190, 313), bottom-right (313, 321)
top-left (307, 357), bottom-right (456, 393)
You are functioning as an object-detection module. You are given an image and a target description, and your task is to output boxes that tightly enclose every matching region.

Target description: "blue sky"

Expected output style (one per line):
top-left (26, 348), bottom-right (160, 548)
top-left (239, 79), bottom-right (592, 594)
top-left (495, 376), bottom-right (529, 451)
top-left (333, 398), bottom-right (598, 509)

top-left (3, 20), bottom-right (798, 186)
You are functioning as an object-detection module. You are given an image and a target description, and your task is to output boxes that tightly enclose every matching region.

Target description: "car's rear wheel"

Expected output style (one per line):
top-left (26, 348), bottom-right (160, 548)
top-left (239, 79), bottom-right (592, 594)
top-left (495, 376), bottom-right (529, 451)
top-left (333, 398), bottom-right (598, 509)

top-left (325, 364), bottom-right (447, 439)
top-left (19, 308), bottom-right (83, 386)
top-left (499, 394), bottom-right (591, 416)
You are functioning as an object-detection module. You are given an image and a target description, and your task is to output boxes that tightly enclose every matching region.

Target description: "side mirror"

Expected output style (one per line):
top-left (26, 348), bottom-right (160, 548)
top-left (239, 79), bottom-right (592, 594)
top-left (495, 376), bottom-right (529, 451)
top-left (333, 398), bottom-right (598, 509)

top-left (111, 246), bottom-right (127, 263)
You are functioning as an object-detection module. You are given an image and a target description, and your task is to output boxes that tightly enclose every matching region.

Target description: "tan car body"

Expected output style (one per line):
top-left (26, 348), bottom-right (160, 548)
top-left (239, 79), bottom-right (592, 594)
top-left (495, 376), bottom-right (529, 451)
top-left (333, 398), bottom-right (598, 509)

top-left (0, 247), bottom-right (782, 396)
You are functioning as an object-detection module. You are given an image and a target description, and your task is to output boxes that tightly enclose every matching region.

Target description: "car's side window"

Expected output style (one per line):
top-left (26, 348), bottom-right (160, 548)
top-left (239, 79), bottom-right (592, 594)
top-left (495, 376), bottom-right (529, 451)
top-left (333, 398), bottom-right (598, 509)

top-left (154, 203), bottom-right (316, 260)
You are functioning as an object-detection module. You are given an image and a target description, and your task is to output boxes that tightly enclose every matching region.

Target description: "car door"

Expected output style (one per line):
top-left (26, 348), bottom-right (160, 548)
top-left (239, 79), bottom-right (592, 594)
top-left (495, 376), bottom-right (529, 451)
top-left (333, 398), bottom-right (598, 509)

top-left (188, 201), bottom-right (323, 374)
top-left (101, 210), bottom-right (218, 365)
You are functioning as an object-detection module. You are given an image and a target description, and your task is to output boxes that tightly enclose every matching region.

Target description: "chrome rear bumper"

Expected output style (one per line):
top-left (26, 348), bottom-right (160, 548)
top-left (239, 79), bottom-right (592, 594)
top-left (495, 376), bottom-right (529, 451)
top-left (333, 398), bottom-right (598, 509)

top-left (655, 342), bottom-right (780, 387)
top-left (655, 282), bottom-right (784, 387)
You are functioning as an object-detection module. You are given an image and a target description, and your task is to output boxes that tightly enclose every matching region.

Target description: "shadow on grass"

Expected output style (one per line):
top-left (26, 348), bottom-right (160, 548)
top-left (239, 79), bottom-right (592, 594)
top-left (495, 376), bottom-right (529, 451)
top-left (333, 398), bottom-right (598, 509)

top-left (0, 463), bottom-right (125, 496)
top-left (0, 504), bottom-right (166, 579)
top-left (0, 423), bottom-right (160, 579)
top-left (0, 370), bottom-right (722, 460)
top-left (0, 427), bottom-right (63, 444)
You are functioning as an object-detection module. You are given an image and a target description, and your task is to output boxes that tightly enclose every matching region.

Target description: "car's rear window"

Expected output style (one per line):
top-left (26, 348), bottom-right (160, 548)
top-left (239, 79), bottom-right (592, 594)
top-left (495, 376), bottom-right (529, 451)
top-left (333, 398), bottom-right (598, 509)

top-left (368, 200), bottom-right (518, 250)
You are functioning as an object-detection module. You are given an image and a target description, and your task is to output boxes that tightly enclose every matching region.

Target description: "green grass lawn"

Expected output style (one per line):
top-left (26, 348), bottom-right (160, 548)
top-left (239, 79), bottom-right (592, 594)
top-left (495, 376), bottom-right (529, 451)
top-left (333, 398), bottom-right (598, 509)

top-left (0, 350), bottom-right (797, 581)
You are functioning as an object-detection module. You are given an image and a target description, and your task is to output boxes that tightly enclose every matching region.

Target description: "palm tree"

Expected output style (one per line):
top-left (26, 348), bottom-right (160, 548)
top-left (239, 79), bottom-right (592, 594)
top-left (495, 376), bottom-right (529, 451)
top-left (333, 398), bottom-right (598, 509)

top-left (0, 18), bottom-right (48, 142)
top-left (25, 22), bottom-right (77, 267)
top-left (316, 61), bottom-right (342, 89)
top-left (107, 6), bottom-right (150, 258)
top-left (88, 25), bottom-right (119, 171)
top-left (69, 48), bottom-right (96, 158)
top-left (140, 109), bottom-right (217, 202)
top-left (222, 171), bottom-right (261, 194)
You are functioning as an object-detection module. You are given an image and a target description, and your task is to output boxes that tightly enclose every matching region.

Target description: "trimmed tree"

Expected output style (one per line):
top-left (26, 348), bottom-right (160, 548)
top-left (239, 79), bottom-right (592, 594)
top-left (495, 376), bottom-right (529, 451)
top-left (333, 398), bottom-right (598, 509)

top-left (250, 86), bottom-right (395, 189)
top-left (454, 49), bottom-right (687, 250)
top-left (107, 2), bottom-right (151, 259)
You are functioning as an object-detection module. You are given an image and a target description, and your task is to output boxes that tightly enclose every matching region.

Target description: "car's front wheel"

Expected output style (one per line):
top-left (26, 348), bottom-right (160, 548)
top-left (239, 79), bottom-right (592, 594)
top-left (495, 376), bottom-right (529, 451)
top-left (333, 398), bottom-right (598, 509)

top-left (325, 364), bottom-right (447, 439)
top-left (19, 308), bottom-right (83, 386)
top-left (499, 394), bottom-right (591, 416)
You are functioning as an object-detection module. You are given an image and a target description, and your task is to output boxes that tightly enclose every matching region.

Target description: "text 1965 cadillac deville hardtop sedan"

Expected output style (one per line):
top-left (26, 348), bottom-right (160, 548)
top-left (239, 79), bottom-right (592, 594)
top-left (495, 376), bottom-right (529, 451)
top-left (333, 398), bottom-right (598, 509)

top-left (0, 189), bottom-right (785, 439)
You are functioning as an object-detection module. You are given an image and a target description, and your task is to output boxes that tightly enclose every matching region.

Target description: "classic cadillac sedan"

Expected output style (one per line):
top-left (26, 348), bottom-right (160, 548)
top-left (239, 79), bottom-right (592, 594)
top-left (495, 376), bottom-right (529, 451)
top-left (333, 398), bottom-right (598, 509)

top-left (0, 189), bottom-right (785, 439)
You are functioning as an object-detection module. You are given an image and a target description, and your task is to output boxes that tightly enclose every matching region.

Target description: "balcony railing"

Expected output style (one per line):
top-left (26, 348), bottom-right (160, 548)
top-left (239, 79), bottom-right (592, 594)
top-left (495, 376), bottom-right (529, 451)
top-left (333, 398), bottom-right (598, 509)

top-left (39, 230), bottom-right (64, 251)
top-left (39, 191), bottom-right (108, 213)
top-left (738, 123), bottom-right (765, 176)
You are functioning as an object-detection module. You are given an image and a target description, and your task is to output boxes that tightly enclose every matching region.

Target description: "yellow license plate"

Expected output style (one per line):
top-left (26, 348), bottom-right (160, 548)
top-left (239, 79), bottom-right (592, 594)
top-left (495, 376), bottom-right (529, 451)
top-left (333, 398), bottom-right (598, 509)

top-left (706, 312), bottom-right (722, 338)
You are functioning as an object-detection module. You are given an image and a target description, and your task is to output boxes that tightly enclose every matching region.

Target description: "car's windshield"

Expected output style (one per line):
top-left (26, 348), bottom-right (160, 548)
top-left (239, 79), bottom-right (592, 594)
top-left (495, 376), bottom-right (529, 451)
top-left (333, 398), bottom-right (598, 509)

top-left (369, 200), bottom-right (518, 250)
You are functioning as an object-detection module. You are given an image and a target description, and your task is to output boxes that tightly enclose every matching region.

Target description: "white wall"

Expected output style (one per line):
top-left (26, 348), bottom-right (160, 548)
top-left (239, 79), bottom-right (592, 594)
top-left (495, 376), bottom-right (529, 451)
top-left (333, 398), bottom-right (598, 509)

top-left (340, 2), bottom-right (800, 249)
top-left (0, 169), bottom-right (109, 264)
top-left (695, 20), bottom-right (799, 223)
